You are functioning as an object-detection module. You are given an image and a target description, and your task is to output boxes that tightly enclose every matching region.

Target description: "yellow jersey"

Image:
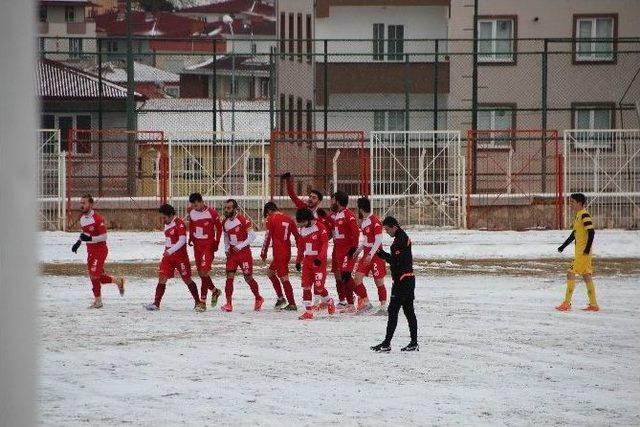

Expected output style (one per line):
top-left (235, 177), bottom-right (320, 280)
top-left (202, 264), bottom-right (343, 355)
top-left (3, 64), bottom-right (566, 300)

top-left (572, 208), bottom-right (594, 255)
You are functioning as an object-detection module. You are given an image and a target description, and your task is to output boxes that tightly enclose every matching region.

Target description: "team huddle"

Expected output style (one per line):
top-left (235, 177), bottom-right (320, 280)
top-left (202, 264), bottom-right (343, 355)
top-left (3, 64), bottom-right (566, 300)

top-left (72, 173), bottom-right (396, 321)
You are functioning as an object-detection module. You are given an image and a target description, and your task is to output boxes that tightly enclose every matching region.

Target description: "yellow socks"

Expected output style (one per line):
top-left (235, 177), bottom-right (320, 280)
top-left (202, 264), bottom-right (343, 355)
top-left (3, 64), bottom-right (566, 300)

top-left (585, 279), bottom-right (598, 307)
top-left (564, 279), bottom-right (576, 304)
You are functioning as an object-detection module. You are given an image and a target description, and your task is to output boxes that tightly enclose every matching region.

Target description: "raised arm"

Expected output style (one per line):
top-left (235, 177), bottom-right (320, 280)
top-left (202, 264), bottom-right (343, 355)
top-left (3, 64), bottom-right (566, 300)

top-left (282, 173), bottom-right (307, 209)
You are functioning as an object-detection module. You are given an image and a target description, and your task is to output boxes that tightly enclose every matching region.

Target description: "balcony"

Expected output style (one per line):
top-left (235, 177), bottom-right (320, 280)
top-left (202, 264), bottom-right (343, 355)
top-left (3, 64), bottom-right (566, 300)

top-left (67, 21), bottom-right (87, 34)
top-left (315, 61), bottom-right (449, 103)
top-left (316, 0), bottom-right (450, 18)
top-left (38, 22), bottom-right (49, 34)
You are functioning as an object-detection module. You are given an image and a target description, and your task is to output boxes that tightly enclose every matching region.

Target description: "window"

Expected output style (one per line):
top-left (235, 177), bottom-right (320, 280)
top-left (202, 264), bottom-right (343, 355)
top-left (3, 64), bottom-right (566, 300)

top-left (288, 13), bottom-right (294, 61)
top-left (373, 111), bottom-right (405, 131)
top-left (165, 86), bottom-right (179, 98)
top-left (572, 104), bottom-right (615, 149)
top-left (247, 157), bottom-right (263, 182)
top-left (40, 115), bottom-right (56, 153)
top-left (288, 95), bottom-right (294, 133)
top-left (183, 157), bottom-right (204, 180)
top-left (251, 42), bottom-right (257, 55)
top-left (387, 25), bottom-right (404, 61)
top-left (574, 15), bottom-right (616, 62)
top-left (106, 40), bottom-right (119, 52)
top-left (476, 106), bottom-right (515, 149)
top-left (69, 38), bottom-right (83, 58)
top-left (279, 12), bottom-right (286, 58)
top-left (259, 78), bottom-right (269, 98)
top-left (198, 16), bottom-right (207, 22)
top-left (478, 17), bottom-right (516, 63)
top-left (75, 115), bottom-right (92, 154)
top-left (306, 101), bottom-right (313, 132)
top-left (306, 14), bottom-right (312, 63)
top-left (373, 23), bottom-right (384, 60)
top-left (39, 6), bottom-right (47, 23)
top-left (39, 38), bottom-right (46, 59)
top-left (297, 13), bottom-right (303, 62)
top-left (65, 6), bottom-right (75, 22)
top-left (296, 97), bottom-right (303, 131)
top-left (279, 94), bottom-right (286, 131)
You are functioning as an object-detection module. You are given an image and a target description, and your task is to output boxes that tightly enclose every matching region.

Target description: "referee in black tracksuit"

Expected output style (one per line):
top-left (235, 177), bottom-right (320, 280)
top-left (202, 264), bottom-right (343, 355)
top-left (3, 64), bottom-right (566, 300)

top-left (371, 216), bottom-right (418, 352)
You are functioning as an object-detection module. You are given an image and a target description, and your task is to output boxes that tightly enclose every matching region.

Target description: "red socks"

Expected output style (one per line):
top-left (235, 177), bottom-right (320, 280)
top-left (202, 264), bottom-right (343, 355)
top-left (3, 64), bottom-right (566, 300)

top-left (225, 277), bottom-right (234, 304)
top-left (186, 280), bottom-right (201, 303)
top-left (247, 278), bottom-right (261, 298)
top-left (154, 283), bottom-right (166, 307)
top-left (282, 279), bottom-right (295, 305)
top-left (90, 278), bottom-right (101, 298)
top-left (200, 276), bottom-right (216, 300)
top-left (302, 288), bottom-right (312, 309)
top-left (377, 284), bottom-right (387, 303)
top-left (335, 279), bottom-right (346, 302)
top-left (269, 275), bottom-right (284, 298)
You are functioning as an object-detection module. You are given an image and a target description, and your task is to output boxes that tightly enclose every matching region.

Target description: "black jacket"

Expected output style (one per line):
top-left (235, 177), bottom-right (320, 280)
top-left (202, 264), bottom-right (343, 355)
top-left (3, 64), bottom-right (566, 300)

top-left (376, 228), bottom-right (413, 283)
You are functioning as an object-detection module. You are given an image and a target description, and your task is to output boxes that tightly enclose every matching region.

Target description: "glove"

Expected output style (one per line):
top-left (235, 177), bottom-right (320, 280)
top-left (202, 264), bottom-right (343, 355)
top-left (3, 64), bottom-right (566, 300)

top-left (212, 242), bottom-right (219, 252)
top-left (280, 172), bottom-right (291, 180)
top-left (346, 247), bottom-right (357, 258)
top-left (313, 258), bottom-right (321, 267)
top-left (583, 249), bottom-right (590, 255)
top-left (79, 233), bottom-right (92, 242)
top-left (557, 245), bottom-right (565, 253)
top-left (71, 240), bottom-right (81, 253)
top-left (316, 208), bottom-right (327, 218)
top-left (295, 262), bottom-right (301, 272)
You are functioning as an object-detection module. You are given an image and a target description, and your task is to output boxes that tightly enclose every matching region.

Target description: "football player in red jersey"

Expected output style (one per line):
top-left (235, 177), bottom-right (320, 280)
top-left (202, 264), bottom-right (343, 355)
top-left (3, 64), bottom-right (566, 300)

top-left (145, 204), bottom-right (206, 312)
top-left (220, 199), bottom-right (264, 312)
top-left (351, 197), bottom-right (387, 314)
top-left (329, 190), bottom-right (366, 313)
top-left (72, 194), bottom-right (124, 309)
top-left (295, 208), bottom-right (336, 320)
top-left (187, 192), bottom-right (222, 308)
top-left (261, 202), bottom-right (300, 310)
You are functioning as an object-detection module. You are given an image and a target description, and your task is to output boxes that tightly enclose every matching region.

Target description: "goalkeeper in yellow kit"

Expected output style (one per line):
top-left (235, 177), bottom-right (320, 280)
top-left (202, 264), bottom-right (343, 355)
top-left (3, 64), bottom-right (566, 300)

top-left (556, 193), bottom-right (599, 312)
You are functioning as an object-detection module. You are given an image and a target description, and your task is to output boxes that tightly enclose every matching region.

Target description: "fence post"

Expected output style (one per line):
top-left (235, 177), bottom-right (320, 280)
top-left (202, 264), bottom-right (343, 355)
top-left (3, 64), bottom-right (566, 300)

top-left (323, 39), bottom-right (329, 192)
top-left (541, 39), bottom-right (549, 193)
top-left (471, 0), bottom-right (479, 194)
top-left (433, 39), bottom-right (439, 132)
top-left (97, 38), bottom-right (104, 196)
top-left (125, 0), bottom-right (136, 196)
top-left (404, 53), bottom-right (410, 131)
top-left (212, 38), bottom-right (217, 135)
top-left (269, 46), bottom-right (275, 131)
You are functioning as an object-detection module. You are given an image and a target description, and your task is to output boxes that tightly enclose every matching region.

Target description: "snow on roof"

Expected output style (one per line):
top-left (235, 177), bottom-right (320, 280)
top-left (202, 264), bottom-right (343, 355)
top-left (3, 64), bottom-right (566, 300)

top-left (90, 62), bottom-right (179, 84)
top-left (138, 98), bottom-right (269, 139)
top-left (176, 0), bottom-right (274, 17)
top-left (183, 55), bottom-right (269, 73)
top-left (95, 11), bottom-right (207, 37)
top-left (37, 59), bottom-right (144, 100)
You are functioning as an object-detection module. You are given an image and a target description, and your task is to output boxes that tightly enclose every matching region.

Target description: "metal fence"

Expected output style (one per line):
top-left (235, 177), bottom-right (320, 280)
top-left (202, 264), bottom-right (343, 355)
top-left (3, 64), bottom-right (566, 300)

top-left (38, 129), bottom-right (65, 230)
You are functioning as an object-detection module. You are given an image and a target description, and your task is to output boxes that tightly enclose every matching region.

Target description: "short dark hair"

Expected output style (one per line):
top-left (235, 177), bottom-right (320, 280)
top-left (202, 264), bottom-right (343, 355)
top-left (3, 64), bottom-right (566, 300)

top-left (189, 192), bottom-right (203, 203)
top-left (357, 197), bottom-right (371, 213)
top-left (263, 201), bottom-right (278, 218)
top-left (81, 194), bottom-right (94, 204)
top-left (309, 189), bottom-right (323, 201)
top-left (225, 199), bottom-right (238, 209)
top-left (332, 190), bottom-right (349, 207)
top-left (295, 208), bottom-right (314, 223)
top-left (382, 216), bottom-right (400, 228)
top-left (570, 193), bottom-right (586, 205)
top-left (159, 204), bottom-right (176, 217)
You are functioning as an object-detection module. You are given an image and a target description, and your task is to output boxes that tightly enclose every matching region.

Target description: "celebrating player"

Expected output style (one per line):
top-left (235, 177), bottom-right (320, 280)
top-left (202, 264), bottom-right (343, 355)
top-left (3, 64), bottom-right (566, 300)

top-left (556, 193), bottom-right (599, 312)
top-left (72, 194), bottom-right (125, 309)
top-left (187, 192), bottom-right (222, 308)
top-left (295, 208), bottom-right (336, 320)
top-left (261, 202), bottom-right (300, 310)
top-left (145, 204), bottom-right (205, 312)
top-left (330, 190), bottom-right (365, 313)
top-left (371, 216), bottom-right (419, 353)
top-left (351, 197), bottom-right (387, 314)
top-left (220, 199), bottom-right (264, 312)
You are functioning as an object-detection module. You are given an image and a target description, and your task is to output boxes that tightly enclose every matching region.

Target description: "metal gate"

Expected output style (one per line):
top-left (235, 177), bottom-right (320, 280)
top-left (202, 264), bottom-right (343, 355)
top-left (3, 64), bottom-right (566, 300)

top-left (370, 131), bottom-right (465, 228)
top-left (168, 131), bottom-right (269, 227)
top-left (564, 129), bottom-right (640, 229)
top-left (38, 129), bottom-right (65, 230)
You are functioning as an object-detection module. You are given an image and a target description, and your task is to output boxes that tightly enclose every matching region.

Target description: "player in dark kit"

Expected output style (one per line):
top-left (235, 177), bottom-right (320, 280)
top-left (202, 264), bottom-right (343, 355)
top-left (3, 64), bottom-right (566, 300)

top-left (371, 216), bottom-right (419, 352)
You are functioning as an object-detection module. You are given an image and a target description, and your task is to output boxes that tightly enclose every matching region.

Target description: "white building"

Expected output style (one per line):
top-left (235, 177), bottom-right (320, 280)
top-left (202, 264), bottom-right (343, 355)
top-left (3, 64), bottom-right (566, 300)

top-left (38, 0), bottom-right (98, 61)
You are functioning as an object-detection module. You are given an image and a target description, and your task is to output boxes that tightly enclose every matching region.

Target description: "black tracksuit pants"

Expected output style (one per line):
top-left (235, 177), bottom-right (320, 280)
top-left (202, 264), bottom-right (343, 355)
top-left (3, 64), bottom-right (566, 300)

top-left (383, 276), bottom-right (417, 346)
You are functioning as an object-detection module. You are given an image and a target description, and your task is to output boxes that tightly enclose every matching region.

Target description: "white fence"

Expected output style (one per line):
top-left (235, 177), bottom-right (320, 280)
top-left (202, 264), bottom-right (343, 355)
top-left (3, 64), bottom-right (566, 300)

top-left (38, 129), bottom-right (65, 230)
top-left (564, 129), bottom-right (640, 229)
top-left (370, 131), bottom-right (465, 228)
top-left (167, 131), bottom-right (270, 226)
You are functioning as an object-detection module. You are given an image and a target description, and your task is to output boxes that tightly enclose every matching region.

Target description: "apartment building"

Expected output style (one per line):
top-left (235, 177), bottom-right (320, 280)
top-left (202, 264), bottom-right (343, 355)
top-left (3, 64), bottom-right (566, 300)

top-left (38, 0), bottom-right (98, 61)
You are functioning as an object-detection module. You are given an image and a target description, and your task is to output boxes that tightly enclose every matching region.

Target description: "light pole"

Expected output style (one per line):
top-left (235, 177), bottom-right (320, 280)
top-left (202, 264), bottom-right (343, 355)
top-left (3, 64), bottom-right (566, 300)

top-left (223, 14), bottom-right (236, 134)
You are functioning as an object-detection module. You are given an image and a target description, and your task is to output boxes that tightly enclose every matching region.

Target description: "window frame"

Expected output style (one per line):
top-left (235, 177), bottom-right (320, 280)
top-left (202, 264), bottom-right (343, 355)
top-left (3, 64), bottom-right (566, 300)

top-left (372, 23), bottom-right (384, 61)
top-left (182, 156), bottom-right (205, 180)
top-left (572, 14), bottom-right (618, 64)
top-left (476, 15), bottom-right (517, 65)
top-left (279, 12), bottom-right (286, 59)
top-left (306, 14), bottom-right (312, 63)
top-left (39, 6), bottom-right (48, 23)
top-left (570, 102), bottom-right (616, 150)
top-left (65, 6), bottom-right (76, 23)
top-left (475, 103), bottom-right (517, 150)
top-left (69, 38), bottom-right (83, 58)
top-left (246, 157), bottom-right (264, 182)
top-left (387, 24), bottom-right (404, 61)
top-left (297, 13), bottom-right (303, 62)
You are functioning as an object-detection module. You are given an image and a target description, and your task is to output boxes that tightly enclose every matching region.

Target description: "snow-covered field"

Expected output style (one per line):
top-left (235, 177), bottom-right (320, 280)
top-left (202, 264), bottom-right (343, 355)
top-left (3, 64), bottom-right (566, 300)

top-left (40, 273), bottom-right (640, 426)
top-left (40, 229), bottom-right (640, 263)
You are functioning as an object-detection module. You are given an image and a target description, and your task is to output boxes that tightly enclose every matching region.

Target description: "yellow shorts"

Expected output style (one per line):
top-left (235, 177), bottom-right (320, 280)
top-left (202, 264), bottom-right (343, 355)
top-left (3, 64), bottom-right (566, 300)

top-left (568, 255), bottom-right (593, 275)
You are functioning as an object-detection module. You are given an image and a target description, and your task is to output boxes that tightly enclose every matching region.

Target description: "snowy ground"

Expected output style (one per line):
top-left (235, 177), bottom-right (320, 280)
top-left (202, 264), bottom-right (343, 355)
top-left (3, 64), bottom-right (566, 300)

top-left (40, 273), bottom-right (640, 426)
top-left (40, 229), bottom-right (640, 263)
